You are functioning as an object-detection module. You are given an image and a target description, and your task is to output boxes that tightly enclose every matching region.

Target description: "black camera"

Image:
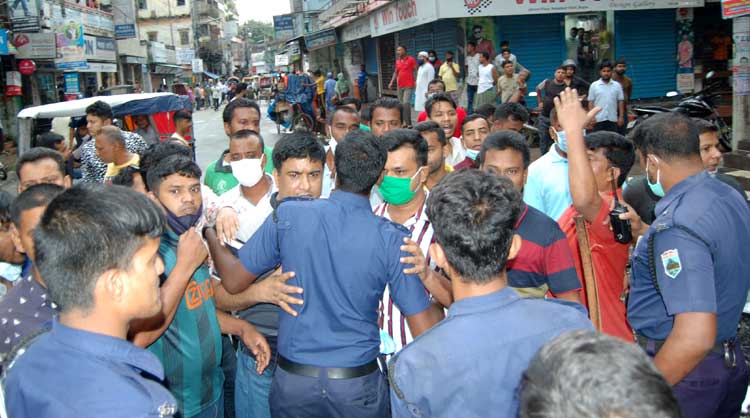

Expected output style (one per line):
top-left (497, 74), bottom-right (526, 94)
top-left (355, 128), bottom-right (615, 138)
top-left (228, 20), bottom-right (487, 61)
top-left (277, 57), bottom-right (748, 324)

top-left (609, 177), bottom-right (632, 244)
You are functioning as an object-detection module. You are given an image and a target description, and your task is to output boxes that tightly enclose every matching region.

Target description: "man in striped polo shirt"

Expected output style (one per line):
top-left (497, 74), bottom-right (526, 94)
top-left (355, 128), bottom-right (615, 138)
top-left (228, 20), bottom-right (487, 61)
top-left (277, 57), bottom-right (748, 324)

top-left (478, 130), bottom-right (582, 303)
top-left (375, 129), bottom-right (451, 354)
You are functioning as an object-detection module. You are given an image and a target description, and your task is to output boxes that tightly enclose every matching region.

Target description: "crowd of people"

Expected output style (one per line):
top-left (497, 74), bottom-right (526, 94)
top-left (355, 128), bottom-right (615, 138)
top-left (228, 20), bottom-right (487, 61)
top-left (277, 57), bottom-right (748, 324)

top-left (0, 40), bottom-right (747, 418)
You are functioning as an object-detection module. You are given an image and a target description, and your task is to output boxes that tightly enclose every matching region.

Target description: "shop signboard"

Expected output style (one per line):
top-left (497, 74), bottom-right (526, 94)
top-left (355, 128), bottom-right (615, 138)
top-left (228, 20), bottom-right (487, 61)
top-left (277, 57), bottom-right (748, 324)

top-left (5, 71), bottom-right (22, 96)
top-left (440, 0), bottom-right (704, 18)
top-left (64, 72), bottom-right (80, 94)
top-left (0, 30), bottom-right (8, 56)
top-left (275, 54), bottom-right (290, 66)
top-left (176, 48), bottom-right (195, 65)
top-left (51, 3), bottom-right (115, 38)
top-left (149, 42), bottom-right (168, 63)
top-left (734, 29), bottom-right (750, 95)
top-left (9, 0), bottom-right (40, 32)
top-left (191, 58), bottom-right (204, 73)
top-left (305, 28), bottom-right (337, 51)
top-left (370, 0), bottom-right (438, 37)
top-left (76, 62), bottom-right (117, 72)
top-left (111, 0), bottom-right (137, 38)
top-left (18, 59), bottom-right (36, 75)
top-left (274, 15), bottom-right (296, 40)
top-left (13, 32), bottom-right (56, 59)
top-left (341, 16), bottom-right (372, 43)
top-left (54, 18), bottom-right (87, 70)
top-left (83, 35), bottom-right (116, 62)
top-left (722, 0), bottom-right (750, 18)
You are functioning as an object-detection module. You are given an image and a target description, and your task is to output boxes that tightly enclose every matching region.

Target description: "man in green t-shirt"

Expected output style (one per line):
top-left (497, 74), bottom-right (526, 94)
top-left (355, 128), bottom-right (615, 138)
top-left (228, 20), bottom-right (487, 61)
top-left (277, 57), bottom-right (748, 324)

top-left (140, 154), bottom-right (270, 418)
top-left (205, 99), bottom-right (273, 196)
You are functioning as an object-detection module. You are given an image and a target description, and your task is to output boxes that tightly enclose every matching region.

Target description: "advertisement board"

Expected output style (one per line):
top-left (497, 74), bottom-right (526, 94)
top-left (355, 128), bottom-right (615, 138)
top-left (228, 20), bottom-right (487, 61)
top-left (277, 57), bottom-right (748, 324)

top-left (84, 35), bottom-right (116, 61)
top-left (54, 17), bottom-right (86, 70)
top-left (273, 15), bottom-right (295, 40)
top-left (111, 0), bottom-right (137, 38)
top-left (13, 32), bottom-right (56, 59)
top-left (441, 0), bottom-right (705, 18)
top-left (9, 0), bottom-right (40, 32)
top-left (722, 0), bottom-right (750, 18)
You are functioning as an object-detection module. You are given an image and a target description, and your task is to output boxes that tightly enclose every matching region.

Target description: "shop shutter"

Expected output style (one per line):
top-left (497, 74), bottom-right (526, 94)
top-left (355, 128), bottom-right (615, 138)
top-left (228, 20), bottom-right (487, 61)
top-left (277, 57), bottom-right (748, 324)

top-left (378, 34), bottom-right (397, 93)
top-left (397, 28), bottom-right (417, 56)
top-left (364, 37), bottom-right (378, 75)
top-left (615, 10), bottom-right (676, 99)
top-left (497, 14), bottom-right (565, 108)
top-left (414, 23), bottom-right (434, 55)
top-left (432, 19), bottom-right (459, 58)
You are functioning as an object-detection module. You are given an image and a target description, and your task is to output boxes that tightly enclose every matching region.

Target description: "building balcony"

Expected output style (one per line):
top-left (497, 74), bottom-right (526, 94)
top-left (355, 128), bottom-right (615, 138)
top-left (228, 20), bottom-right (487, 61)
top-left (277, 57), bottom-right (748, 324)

top-left (194, 0), bottom-right (222, 19)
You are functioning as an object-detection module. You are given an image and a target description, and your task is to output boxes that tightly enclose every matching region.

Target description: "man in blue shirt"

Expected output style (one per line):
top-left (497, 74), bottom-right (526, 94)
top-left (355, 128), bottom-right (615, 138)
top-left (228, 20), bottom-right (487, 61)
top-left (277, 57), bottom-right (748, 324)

top-left (5, 184), bottom-right (178, 418)
top-left (626, 112), bottom-right (750, 418)
top-left (206, 130), bottom-right (439, 418)
top-left (388, 170), bottom-right (592, 418)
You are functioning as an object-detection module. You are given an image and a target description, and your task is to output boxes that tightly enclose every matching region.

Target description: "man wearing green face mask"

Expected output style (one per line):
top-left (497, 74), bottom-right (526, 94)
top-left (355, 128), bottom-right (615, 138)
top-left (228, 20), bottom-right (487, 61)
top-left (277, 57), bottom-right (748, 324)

top-left (374, 129), bottom-right (453, 355)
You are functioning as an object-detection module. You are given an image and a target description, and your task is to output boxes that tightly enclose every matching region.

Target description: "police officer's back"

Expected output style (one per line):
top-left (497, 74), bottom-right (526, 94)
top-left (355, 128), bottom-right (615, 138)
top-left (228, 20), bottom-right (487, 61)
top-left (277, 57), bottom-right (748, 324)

top-left (218, 130), bottom-right (437, 418)
top-left (627, 113), bottom-right (750, 418)
top-left (4, 185), bottom-right (176, 418)
top-left (389, 171), bottom-right (592, 418)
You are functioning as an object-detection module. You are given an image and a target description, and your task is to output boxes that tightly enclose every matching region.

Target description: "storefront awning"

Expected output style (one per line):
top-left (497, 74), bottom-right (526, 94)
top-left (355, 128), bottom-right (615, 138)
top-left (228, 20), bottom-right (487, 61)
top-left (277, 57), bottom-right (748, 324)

top-left (203, 71), bottom-right (220, 79)
top-left (153, 64), bottom-right (183, 75)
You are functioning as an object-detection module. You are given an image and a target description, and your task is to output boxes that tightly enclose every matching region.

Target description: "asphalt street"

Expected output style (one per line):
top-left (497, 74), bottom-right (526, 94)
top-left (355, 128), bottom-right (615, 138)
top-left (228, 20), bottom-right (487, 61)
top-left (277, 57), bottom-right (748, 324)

top-left (193, 101), bottom-right (281, 174)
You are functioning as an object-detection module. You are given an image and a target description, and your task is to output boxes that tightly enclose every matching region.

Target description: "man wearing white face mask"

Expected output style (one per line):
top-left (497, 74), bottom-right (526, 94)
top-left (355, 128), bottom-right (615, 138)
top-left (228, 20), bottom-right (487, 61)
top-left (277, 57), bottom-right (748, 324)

top-left (524, 107), bottom-right (577, 221)
top-left (217, 130), bottom-right (277, 242)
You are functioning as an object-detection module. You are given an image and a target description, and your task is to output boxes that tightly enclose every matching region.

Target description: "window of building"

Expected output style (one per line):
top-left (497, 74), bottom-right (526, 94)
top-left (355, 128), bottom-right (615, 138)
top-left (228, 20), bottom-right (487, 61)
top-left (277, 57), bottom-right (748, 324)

top-left (179, 29), bottom-right (190, 46)
top-left (177, 0), bottom-right (185, 5)
top-left (138, 0), bottom-right (147, 9)
top-left (148, 31), bottom-right (158, 42)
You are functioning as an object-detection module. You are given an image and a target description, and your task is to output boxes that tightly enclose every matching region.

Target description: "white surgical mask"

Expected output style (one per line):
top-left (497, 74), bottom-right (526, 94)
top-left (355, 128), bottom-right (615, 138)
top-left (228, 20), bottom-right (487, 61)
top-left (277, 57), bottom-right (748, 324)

top-left (230, 158), bottom-right (264, 187)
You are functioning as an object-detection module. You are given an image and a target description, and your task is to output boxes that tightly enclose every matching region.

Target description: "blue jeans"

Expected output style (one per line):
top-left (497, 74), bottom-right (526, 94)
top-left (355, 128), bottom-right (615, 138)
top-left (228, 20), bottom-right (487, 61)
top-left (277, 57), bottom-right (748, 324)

top-left (186, 394), bottom-right (224, 418)
top-left (235, 349), bottom-right (275, 418)
top-left (466, 84), bottom-right (478, 114)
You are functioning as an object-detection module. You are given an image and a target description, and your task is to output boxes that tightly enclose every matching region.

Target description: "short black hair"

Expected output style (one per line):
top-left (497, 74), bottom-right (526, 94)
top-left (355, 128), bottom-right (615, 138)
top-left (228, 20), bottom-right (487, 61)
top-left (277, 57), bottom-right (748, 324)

top-left (34, 184), bottom-right (163, 313)
top-left (461, 114), bottom-right (489, 130)
top-left (585, 131), bottom-right (635, 187)
top-left (140, 142), bottom-right (192, 191)
top-left (360, 106), bottom-right (371, 123)
top-left (479, 131), bottom-right (530, 168)
top-left (502, 49), bottom-right (511, 54)
top-left (85, 100), bottom-right (113, 121)
top-left (16, 147), bottom-right (66, 180)
top-left (467, 41), bottom-right (476, 48)
top-left (37, 132), bottom-right (64, 150)
top-left (425, 93), bottom-right (456, 118)
top-left (231, 129), bottom-right (265, 149)
top-left (520, 330), bottom-right (680, 418)
top-left (500, 40), bottom-right (509, 47)
top-left (428, 50), bottom-right (437, 56)
top-left (382, 129), bottom-right (428, 167)
top-left (236, 82), bottom-right (247, 93)
top-left (694, 118), bottom-right (719, 135)
top-left (111, 166), bottom-right (144, 189)
top-left (427, 170), bottom-right (522, 283)
top-left (334, 130), bottom-right (386, 195)
top-left (272, 132), bottom-right (325, 171)
top-left (222, 98), bottom-right (261, 124)
top-left (501, 60), bottom-right (514, 68)
top-left (495, 102), bottom-right (530, 124)
top-left (446, 50), bottom-right (454, 56)
top-left (480, 51), bottom-right (490, 60)
top-left (474, 104), bottom-right (496, 120)
top-left (370, 97), bottom-right (403, 123)
top-left (599, 60), bottom-right (613, 70)
top-left (428, 79), bottom-right (446, 91)
top-left (174, 109), bottom-right (192, 122)
top-left (0, 190), bottom-right (13, 226)
top-left (328, 105), bottom-right (360, 126)
top-left (338, 97), bottom-right (362, 111)
top-left (631, 112), bottom-right (699, 162)
top-left (10, 184), bottom-right (65, 228)
top-left (398, 45), bottom-right (407, 51)
top-left (414, 120), bottom-right (446, 146)
top-left (146, 155), bottom-right (202, 192)
top-left (615, 57), bottom-right (627, 66)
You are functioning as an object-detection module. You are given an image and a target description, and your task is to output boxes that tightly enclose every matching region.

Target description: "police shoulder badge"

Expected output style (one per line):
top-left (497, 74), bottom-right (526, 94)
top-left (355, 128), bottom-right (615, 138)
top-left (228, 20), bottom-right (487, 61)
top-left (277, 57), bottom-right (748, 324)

top-left (661, 249), bottom-right (682, 279)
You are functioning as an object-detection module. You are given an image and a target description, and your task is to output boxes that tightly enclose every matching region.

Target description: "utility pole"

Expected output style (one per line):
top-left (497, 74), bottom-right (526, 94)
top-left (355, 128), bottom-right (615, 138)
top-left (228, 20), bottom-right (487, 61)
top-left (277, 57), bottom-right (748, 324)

top-left (191, 0), bottom-right (201, 85)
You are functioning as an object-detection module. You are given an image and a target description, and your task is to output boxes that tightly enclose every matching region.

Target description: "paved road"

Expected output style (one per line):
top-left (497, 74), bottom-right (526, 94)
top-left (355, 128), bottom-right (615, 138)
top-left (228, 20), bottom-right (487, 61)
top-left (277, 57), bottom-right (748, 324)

top-left (194, 102), bottom-right (281, 173)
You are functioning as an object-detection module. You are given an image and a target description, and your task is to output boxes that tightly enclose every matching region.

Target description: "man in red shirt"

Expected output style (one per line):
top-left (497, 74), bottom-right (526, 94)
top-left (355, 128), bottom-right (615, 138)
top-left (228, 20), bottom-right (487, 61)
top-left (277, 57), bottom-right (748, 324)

top-left (555, 88), bottom-right (637, 342)
top-left (389, 45), bottom-right (417, 127)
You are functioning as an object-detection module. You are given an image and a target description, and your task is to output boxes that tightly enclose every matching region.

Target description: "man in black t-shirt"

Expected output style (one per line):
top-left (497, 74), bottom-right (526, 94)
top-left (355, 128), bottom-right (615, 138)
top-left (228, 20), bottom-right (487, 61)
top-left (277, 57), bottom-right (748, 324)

top-left (535, 67), bottom-right (568, 155)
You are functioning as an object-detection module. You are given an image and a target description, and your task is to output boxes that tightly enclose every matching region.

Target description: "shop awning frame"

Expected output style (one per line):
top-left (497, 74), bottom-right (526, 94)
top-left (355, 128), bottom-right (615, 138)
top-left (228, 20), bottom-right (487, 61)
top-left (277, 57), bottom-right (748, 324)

top-left (203, 71), bottom-right (220, 79)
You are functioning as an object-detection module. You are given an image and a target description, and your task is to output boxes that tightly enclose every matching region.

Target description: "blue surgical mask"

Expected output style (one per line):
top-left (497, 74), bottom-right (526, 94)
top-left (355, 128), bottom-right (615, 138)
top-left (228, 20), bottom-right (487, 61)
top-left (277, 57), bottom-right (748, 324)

top-left (417, 58), bottom-right (424, 66)
top-left (554, 129), bottom-right (568, 153)
top-left (165, 204), bottom-right (203, 235)
top-left (466, 148), bottom-right (480, 161)
top-left (0, 262), bottom-right (22, 283)
top-left (646, 157), bottom-right (665, 197)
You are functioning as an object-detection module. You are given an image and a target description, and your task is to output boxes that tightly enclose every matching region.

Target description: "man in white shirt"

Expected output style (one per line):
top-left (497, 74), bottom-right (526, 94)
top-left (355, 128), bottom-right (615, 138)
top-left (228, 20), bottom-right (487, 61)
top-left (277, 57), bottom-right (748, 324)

top-left (465, 41), bottom-right (480, 114)
top-left (588, 61), bottom-right (624, 133)
top-left (414, 51), bottom-right (435, 114)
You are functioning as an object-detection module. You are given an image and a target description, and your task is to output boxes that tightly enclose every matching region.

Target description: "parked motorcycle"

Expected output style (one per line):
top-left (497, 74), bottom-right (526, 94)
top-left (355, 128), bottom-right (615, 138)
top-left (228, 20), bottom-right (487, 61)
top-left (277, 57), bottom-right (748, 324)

top-left (628, 71), bottom-right (732, 150)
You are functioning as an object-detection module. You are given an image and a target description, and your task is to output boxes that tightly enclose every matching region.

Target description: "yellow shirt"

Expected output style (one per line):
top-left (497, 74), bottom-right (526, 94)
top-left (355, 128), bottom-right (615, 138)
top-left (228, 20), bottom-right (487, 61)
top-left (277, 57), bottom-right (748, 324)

top-left (425, 164), bottom-right (454, 191)
top-left (439, 62), bottom-right (460, 92)
top-left (105, 153), bottom-right (140, 179)
top-left (315, 76), bottom-right (325, 96)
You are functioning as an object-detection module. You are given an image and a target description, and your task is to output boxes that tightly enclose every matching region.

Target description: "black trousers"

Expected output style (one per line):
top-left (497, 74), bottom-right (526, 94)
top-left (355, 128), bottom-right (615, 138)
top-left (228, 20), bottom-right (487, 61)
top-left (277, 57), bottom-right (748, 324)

top-left (593, 120), bottom-right (619, 133)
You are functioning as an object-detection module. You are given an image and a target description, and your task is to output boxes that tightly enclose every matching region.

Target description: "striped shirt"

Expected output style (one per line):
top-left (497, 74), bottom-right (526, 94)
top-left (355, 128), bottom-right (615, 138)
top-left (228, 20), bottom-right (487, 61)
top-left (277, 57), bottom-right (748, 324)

top-left (374, 196), bottom-right (435, 353)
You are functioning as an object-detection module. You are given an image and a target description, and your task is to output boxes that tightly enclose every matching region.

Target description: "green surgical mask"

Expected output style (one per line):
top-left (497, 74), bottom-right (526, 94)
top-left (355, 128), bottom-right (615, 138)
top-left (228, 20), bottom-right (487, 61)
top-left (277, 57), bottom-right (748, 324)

top-left (380, 168), bottom-right (423, 205)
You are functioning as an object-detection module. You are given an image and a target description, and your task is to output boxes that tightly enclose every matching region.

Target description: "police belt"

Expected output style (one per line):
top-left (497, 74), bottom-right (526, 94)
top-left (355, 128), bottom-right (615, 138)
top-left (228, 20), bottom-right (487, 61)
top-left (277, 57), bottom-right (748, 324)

top-left (635, 333), bottom-right (739, 368)
top-left (278, 356), bottom-right (379, 379)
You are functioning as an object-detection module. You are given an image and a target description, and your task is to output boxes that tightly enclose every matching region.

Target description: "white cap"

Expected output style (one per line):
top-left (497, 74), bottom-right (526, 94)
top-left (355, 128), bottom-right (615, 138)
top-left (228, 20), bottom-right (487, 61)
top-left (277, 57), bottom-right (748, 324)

top-left (418, 51), bottom-right (429, 58)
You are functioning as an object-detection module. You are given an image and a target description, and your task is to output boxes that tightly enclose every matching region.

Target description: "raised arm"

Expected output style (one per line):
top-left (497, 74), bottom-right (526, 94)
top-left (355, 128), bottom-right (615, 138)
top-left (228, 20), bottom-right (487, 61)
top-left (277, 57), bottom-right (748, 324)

top-left (555, 88), bottom-right (602, 222)
top-left (205, 227), bottom-right (258, 294)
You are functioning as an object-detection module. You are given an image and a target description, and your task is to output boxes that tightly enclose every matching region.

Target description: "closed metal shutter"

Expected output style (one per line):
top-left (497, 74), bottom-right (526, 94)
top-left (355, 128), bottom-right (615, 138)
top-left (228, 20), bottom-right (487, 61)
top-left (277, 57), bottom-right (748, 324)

top-left (615, 10), bottom-right (676, 99)
top-left (378, 33), bottom-right (396, 93)
top-left (414, 23), bottom-right (433, 55)
top-left (496, 14), bottom-right (565, 108)
top-left (432, 19), bottom-right (459, 58)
